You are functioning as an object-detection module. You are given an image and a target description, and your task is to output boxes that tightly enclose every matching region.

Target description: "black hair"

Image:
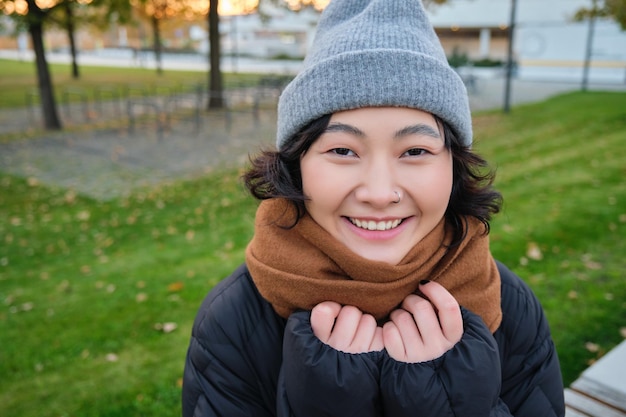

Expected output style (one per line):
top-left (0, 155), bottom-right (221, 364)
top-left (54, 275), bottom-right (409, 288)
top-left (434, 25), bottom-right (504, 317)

top-left (242, 114), bottom-right (502, 244)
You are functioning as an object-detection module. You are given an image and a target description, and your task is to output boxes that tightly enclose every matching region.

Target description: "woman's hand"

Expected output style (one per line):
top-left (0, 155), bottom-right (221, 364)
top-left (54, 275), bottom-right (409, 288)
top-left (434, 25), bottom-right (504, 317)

top-left (311, 301), bottom-right (384, 353)
top-left (383, 280), bottom-right (463, 363)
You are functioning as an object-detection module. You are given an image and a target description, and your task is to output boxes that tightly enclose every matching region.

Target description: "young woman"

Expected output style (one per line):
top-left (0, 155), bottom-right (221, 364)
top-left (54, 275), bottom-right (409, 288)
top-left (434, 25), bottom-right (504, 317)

top-left (182, 1), bottom-right (565, 416)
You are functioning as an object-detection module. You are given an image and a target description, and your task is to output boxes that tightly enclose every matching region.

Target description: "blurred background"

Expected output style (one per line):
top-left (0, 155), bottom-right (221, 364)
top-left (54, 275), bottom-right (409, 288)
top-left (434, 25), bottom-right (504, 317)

top-left (0, 1), bottom-right (624, 416)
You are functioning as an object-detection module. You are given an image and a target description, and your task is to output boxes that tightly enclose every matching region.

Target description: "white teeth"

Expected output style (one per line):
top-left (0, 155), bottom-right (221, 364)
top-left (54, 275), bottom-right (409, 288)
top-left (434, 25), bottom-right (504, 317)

top-left (351, 218), bottom-right (401, 231)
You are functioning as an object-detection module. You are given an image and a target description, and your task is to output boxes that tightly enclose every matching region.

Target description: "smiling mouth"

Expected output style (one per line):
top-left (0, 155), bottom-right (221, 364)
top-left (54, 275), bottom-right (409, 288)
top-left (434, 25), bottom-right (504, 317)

top-left (349, 218), bottom-right (403, 231)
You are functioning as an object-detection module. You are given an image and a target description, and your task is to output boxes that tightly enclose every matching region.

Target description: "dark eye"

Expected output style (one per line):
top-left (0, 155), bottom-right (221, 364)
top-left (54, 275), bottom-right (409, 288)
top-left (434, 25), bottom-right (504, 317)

top-left (404, 148), bottom-right (427, 156)
top-left (331, 148), bottom-right (356, 156)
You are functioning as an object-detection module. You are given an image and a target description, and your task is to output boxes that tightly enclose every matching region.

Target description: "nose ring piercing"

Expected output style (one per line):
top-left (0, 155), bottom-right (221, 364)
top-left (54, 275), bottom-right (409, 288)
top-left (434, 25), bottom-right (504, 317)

top-left (393, 191), bottom-right (401, 204)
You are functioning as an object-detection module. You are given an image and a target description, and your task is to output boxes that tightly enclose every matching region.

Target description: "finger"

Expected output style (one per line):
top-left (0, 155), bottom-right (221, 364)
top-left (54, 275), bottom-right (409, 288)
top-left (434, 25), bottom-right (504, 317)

top-left (370, 326), bottom-right (384, 352)
top-left (388, 308), bottom-right (423, 361)
top-left (389, 308), bottom-right (423, 345)
top-left (311, 301), bottom-right (342, 343)
top-left (401, 294), bottom-right (442, 341)
top-left (382, 321), bottom-right (406, 361)
top-left (349, 313), bottom-right (378, 353)
top-left (327, 305), bottom-right (363, 350)
top-left (418, 280), bottom-right (463, 343)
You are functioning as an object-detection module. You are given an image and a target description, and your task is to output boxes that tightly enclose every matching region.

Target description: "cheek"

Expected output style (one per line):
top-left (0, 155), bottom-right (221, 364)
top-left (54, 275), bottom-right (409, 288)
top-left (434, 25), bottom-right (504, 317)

top-left (301, 158), bottom-right (355, 221)
top-left (300, 157), bottom-right (337, 203)
top-left (300, 158), bottom-right (321, 198)
top-left (414, 161), bottom-right (453, 210)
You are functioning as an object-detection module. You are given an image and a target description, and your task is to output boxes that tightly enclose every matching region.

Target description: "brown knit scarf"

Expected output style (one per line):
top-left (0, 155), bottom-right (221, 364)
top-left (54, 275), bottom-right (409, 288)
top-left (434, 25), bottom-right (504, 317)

top-left (246, 199), bottom-right (502, 333)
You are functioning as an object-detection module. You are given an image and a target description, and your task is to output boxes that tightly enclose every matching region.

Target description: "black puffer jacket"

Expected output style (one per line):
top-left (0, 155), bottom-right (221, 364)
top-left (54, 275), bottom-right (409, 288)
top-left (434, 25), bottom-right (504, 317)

top-left (182, 261), bottom-right (565, 417)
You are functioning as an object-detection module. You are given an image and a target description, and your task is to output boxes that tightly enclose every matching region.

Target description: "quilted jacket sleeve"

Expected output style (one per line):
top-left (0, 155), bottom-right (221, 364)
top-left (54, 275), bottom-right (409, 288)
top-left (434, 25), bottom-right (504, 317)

top-left (379, 307), bottom-right (511, 417)
top-left (182, 266), bottom-right (284, 417)
top-left (279, 310), bottom-right (383, 417)
top-left (376, 263), bottom-right (565, 417)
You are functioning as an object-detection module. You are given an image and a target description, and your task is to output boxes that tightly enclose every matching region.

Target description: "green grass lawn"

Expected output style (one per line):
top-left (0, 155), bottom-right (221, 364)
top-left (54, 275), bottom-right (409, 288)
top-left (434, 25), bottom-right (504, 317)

top-left (1, 90), bottom-right (625, 416)
top-left (0, 58), bottom-right (269, 109)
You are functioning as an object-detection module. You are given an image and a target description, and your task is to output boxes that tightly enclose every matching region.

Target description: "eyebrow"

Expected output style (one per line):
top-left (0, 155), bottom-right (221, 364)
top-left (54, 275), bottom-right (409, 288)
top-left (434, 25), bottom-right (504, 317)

top-left (324, 122), bottom-right (441, 140)
top-left (324, 122), bottom-right (365, 137)
top-left (394, 124), bottom-right (441, 140)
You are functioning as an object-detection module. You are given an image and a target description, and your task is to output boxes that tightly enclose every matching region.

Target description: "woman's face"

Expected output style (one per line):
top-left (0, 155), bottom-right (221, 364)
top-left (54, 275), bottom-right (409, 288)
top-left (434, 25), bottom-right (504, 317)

top-left (300, 107), bottom-right (453, 265)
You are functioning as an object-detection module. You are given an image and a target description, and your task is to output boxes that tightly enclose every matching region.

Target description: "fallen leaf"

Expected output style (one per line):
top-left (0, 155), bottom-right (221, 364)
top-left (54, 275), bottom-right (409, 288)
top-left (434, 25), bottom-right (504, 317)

top-left (105, 353), bottom-right (119, 362)
top-left (526, 242), bottom-right (543, 261)
top-left (162, 322), bottom-right (177, 333)
top-left (76, 210), bottom-right (90, 221)
top-left (154, 322), bottom-right (177, 333)
top-left (64, 190), bottom-right (76, 204)
top-left (584, 260), bottom-right (602, 270)
top-left (57, 280), bottom-right (71, 293)
top-left (567, 290), bottom-right (578, 299)
top-left (585, 342), bottom-right (600, 353)
top-left (168, 282), bottom-right (184, 292)
top-left (620, 328), bottom-right (626, 338)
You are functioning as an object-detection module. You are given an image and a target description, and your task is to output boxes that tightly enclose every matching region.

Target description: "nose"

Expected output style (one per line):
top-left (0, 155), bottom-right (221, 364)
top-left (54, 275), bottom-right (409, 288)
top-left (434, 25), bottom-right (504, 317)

top-left (354, 159), bottom-right (400, 207)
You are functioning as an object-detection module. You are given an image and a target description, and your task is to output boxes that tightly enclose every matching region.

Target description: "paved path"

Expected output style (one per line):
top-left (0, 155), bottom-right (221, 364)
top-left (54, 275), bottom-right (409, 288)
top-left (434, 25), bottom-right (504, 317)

top-left (0, 107), bottom-right (277, 200)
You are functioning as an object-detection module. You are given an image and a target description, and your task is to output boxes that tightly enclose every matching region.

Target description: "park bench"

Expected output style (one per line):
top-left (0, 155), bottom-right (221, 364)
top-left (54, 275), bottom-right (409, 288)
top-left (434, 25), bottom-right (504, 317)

top-left (564, 339), bottom-right (626, 417)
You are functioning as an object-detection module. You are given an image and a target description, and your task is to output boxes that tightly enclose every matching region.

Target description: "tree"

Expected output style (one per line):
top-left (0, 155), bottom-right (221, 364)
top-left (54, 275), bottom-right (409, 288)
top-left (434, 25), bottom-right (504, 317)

top-left (208, 0), bottom-right (223, 108)
top-left (56, 0), bottom-right (120, 79)
top-left (41, 0), bottom-right (132, 80)
top-left (132, 0), bottom-right (198, 75)
top-left (0, 0), bottom-right (63, 130)
top-left (575, 0), bottom-right (626, 30)
top-left (65, 2), bottom-right (81, 78)
top-left (574, 0), bottom-right (626, 89)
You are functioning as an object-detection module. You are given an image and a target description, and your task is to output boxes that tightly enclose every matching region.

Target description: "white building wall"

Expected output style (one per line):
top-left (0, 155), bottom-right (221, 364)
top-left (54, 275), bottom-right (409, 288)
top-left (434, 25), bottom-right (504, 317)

top-left (516, 20), bottom-right (626, 82)
top-left (427, 0), bottom-right (626, 82)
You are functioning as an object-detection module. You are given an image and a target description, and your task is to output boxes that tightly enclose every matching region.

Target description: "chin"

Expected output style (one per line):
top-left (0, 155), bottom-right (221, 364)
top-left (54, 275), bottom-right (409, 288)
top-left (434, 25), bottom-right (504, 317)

top-left (354, 249), bottom-right (404, 265)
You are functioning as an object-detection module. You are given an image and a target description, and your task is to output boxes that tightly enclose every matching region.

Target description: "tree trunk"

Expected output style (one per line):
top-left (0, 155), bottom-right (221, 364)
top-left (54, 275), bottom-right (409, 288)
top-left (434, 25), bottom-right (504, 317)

top-left (208, 0), bottom-right (224, 109)
top-left (28, 14), bottom-right (62, 130)
top-left (152, 15), bottom-right (163, 75)
top-left (65, 2), bottom-right (80, 79)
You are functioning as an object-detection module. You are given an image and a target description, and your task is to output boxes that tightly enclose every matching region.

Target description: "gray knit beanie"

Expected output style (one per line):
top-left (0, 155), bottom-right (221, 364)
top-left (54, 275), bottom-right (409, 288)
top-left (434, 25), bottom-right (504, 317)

top-left (276, 0), bottom-right (472, 149)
